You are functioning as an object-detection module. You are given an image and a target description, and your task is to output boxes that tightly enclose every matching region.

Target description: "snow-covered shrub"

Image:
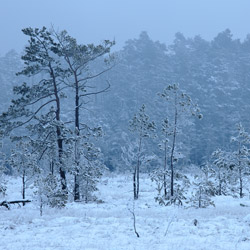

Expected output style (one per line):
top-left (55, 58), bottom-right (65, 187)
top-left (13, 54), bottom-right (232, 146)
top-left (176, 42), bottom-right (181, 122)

top-left (9, 140), bottom-right (40, 201)
top-left (79, 159), bottom-right (103, 203)
top-left (34, 173), bottom-right (67, 210)
top-left (0, 137), bottom-right (7, 197)
top-left (229, 123), bottom-right (250, 198)
top-left (152, 169), bottom-right (190, 206)
top-left (212, 149), bottom-right (232, 196)
top-left (0, 183), bottom-right (6, 198)
top-left (189, 176), bottom-right (215, 208)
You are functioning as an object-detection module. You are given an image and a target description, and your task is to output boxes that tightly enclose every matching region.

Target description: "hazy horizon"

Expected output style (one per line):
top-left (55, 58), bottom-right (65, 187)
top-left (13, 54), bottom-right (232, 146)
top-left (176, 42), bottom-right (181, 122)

top-left (1, 0), bottom-right (250, 55)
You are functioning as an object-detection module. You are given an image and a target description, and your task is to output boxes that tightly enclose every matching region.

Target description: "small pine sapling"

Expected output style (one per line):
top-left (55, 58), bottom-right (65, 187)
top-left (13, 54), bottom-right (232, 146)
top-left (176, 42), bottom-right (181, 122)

top-left (66, 125), bottom-right (104, 203)
top-left (34, 172), bottom-right (66, 213)
top-left (129, 104), bottom-right (156, 199)
top-left (189, 165), bottom-right (215, 208)
top-left (9, 139), bottom-right (39, 204)
top-left (158, 83), bottom-right (202, 204)
top-left (0, 137), bottom-right (7, 197)
top-left (212, 149), bottom-right (231, 196)
top-left (230, 123), bottom-right (250, 198)
top-left (158, 118), bottom-right (171, 198)
top-left (152, 169), bottom-right (190, 206)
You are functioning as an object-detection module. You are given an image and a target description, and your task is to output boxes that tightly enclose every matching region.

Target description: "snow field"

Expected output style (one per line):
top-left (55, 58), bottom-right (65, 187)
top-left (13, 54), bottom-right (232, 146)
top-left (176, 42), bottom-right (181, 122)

top-left (0, 174), bottom-right (250, 250)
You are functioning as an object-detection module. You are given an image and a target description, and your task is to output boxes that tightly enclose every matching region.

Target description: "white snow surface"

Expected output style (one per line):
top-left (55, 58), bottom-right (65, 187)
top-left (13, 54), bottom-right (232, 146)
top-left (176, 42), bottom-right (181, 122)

top-left (0, 174), bottom-right (250, 250)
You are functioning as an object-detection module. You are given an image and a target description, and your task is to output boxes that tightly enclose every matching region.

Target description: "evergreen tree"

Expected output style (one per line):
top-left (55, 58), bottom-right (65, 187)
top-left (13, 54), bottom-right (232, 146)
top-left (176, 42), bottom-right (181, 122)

top-left (230, 123), bottom-right (250, 198)
top-left (129, 104), bottom-right (155, 199)
top-left (158, 84), bottom-right (202, 202)
top-left (0, 27), bottom-right (68, 193)
top-left (52, 29), bottom-right (114, 200)
top-left (159, 118), bottom-right (170, 198)
top-left (66, 125), bottom-right (104, 202)
top-left (150, 118), bottom-right (171, 200)
top-left (9, 139), bottom-right (39, 203)
top-left (0, 136), bottom-right (7, 197)
top-left (212, 149), bottom-right (231, 196)
top-left (189, 165), bottom-right (215, 208)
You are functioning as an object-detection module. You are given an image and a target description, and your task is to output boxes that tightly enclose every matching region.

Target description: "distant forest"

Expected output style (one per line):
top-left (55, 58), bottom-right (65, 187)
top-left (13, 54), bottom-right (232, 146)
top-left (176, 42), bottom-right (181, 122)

top-left (2, 29), bottom-right (249, 166)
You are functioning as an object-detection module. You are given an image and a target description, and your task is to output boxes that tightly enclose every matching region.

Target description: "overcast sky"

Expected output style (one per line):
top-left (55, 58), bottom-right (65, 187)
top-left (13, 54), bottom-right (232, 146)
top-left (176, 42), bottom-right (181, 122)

top-left (1, 0), bottom-right (250, 55)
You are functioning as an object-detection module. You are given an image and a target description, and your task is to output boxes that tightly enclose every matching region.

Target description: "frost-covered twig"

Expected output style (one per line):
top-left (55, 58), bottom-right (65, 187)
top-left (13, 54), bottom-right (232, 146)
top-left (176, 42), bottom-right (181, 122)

top-left (127, 201), bottom-right (140, 238)
top-left (164, 214), bottom-right (176, 236)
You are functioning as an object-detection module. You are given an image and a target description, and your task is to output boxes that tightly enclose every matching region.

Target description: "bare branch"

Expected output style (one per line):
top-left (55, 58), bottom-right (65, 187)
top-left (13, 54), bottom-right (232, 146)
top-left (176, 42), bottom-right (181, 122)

top-left (128, 202), bottom-right (140, 238)
top-left (78, 66), bottom-right (114, 83)
top-left (13, 99), bottom-right (56, 129)
top-left (79, 80), bottom-right (110, 98)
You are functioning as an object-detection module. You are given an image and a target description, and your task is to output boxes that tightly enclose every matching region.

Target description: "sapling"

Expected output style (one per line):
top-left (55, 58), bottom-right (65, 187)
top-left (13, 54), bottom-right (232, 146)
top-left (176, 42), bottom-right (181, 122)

top-left (129, 104), bottom-right (156, 199)
top-left (158, 84), bottom-right (202, 204)
top-left (230, 123), bottom-right (250, 198)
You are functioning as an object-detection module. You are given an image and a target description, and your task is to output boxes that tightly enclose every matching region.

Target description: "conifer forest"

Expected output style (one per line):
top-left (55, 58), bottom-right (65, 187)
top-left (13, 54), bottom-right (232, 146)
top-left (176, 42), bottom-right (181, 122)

top-left (1, 2), bottom-right (250, 250)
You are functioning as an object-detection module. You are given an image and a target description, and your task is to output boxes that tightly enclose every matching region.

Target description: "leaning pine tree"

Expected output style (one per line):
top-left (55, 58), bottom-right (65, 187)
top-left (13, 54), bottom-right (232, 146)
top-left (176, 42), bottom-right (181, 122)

top-left (0, 27), bottom-right (68, 196)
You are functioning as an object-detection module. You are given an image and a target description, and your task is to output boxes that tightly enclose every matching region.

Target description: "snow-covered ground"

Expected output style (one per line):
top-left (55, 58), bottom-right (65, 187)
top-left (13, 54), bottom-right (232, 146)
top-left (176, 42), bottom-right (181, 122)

top-left (0, 174), bottom-right (250, 250)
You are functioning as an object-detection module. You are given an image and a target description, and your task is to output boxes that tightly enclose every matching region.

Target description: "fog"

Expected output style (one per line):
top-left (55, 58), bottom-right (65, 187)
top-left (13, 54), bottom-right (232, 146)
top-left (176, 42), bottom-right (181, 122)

top-left (1, 0), bottom-right (250, 55)
top-left (1, 2), bottom-right (250, 248)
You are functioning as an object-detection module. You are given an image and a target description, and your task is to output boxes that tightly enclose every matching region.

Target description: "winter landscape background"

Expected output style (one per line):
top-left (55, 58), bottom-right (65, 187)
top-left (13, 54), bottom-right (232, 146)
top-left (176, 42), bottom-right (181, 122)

top-left (1, 1), bottom-right (250, 249)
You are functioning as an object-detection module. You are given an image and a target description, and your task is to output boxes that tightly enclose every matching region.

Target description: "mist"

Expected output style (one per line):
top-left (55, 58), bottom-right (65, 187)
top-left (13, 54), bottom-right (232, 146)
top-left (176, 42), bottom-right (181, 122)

top-left (1, 0), bottom-right (250, 55)
top-left (1, 1), bottom-right (250, 249)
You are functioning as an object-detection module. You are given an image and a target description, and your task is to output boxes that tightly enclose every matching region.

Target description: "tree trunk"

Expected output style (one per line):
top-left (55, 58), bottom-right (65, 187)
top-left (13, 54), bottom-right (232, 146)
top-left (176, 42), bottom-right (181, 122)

top-left (133, 170), bottom-right (137, 200)
top-left (218, 168), bottom-right (222, 196)
top-left (198, 186), bottom-right (201, 208)
top-left (74, 73), bottom-right (80, 201)
top-left (50, 63), bottom-right (67, 192)
top-left (135, 137), bottom-right (142, 200)
top-left (170, 92), bottom-right (178, 197)
top-left (239, 168), bottom-right (243, 198)
top-left (22, 170), bottom-right (26, 206)
top-left (163, 140), bottom-right (167, 198)
top-left (57, 132), bottom-right (67, 191)
top-left (74, 174), bottom-right (80, 201)
top-left (50, 160), bottom-right (54, 175)
top-left (238, 144), bottom-right (243, 198)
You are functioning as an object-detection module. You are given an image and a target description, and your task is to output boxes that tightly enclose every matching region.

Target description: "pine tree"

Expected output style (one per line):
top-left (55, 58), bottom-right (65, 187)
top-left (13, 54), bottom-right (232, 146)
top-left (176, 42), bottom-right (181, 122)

top-left (151, 168), bottom-right (190, 206)
top-left (129, 104), bottom-right (156, 199)
top-left (0, 27), bottom-right (68, 194)
top-left (150, 118), bottom-right (171, 202)
top-left (212, 149), bottom-right (231, 196)
top-left (9, 139), bottom-right (39, 204)
top-left (0, 136), bottom-right (7, 197)
top-left (66, 126), bottom-right (104, 202)
top-left (158, 84), bottom-right (202, 202)
top-left (230, 123), bottom-right (250, 198)
top-left (189, 165), bottom-right (215, 208)
top-left (52, 29), bottom-right (114, 201)
top-left (159, 118), bottom-right (171, 198)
